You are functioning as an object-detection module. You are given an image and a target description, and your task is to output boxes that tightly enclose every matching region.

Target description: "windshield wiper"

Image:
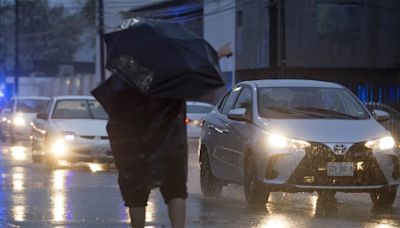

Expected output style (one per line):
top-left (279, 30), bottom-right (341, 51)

top-left (294, 106), bottom-right (362, 119)
top-left (265, 106), bottom-right (294, 114)
top-left (265, 106), bottom-right (324, 117)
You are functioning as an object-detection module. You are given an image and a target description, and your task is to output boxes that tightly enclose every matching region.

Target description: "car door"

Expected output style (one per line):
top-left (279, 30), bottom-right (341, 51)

top-left (226, 86), bottom-right (254, 181)
top-left (208, 86), bottom-right (242, 181)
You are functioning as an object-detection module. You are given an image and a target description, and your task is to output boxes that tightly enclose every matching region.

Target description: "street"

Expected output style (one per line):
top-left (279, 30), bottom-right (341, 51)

top-left (0, 140), bottom-right (398, 228)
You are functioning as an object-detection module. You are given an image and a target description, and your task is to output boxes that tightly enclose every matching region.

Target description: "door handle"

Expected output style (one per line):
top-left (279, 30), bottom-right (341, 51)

top-left (208, 124), bottom-right (229, 134)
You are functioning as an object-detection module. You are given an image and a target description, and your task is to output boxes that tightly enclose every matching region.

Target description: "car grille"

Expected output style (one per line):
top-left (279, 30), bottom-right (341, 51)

top-left (79, 135), bottom-right (109, 140)
top-left (287, 142), bottom-right (387, 186)
top-left (74, 148), bottom-right (91, 155)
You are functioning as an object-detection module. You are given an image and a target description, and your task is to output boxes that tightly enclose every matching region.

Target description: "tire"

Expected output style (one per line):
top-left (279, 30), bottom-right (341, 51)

top-left (318, 191), bottom-right (336, 199)
top-left (200, 149), bottom-right (223, 197)
top-left (244, 154), bottom-right (269, 207)
top-left (317, 191), bottom-right (337, 204)
top-left (370, 187), bottom-right (397, 207)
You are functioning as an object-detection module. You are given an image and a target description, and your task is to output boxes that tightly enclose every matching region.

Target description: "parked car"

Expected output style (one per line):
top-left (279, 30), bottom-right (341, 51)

top-left (31, 96), bottom-right (112, 168)
top-left (0, 96), bottom-right (50, 142)
top-left (199, 79), bottom-right (400, 207)
top-left (186, 101), bottom-right (214, 138)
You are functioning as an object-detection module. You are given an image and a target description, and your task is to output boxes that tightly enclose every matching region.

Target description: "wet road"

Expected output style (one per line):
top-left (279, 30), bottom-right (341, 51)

top-left (0, 140), bottom-right (399, 227)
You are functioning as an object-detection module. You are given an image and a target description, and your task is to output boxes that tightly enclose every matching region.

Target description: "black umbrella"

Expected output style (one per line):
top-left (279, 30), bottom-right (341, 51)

top-left (103, 18), bottom-right (224, 100)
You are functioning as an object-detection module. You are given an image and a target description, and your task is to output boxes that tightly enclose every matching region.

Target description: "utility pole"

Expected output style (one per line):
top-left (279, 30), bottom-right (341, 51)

top-left (277, 0), bottom-right (286, 77)
top-left (98, 0), bottom-right (105, 82)
top-left (14, 0), bottom-right (19, 95)
top-left (269, 0), bottom-right (278, 79)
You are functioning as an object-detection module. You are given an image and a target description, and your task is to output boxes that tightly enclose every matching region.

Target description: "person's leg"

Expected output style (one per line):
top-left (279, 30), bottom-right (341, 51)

top-left (125, 189), bottom-right (150, 228)
top-left (129, 207), bottom-right (146, 228)
top-left (167, 198), bottom-right (186, 228)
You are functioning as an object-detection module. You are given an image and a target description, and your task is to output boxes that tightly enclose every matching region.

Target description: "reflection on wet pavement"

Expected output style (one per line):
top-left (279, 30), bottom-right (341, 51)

top-left (0, 141), bottom-right (398, 227)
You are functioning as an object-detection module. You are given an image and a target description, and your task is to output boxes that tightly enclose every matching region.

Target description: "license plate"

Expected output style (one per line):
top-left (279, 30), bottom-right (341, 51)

top-left (327, 162), bottom-right (354, 176)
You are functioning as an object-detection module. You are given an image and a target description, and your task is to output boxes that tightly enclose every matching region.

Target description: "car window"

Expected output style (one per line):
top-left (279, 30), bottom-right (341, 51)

top-left (217, 92), bottom-right (230, 112)
top-left (88, 100), bottom-right (108, 119)
top-left (235, 87), bottom-right (253, 110)
top-left (42, 99), bottom-right (53, 116)
top-left (52, 100), bottom-right (108, 120)
top-left (16, 99), bottom-right (49, 113)
top-left (221, 87), bottom-right (242, 114)
top-left (187, 105), bottom-right (213, 114)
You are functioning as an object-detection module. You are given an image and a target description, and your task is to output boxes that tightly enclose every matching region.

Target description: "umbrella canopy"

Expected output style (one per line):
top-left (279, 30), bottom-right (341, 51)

top-left (104, 18), bottom-right (224, 100)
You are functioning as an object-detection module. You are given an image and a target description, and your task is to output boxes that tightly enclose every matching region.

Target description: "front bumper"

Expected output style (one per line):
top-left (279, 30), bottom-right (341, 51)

top-left (52, 141), bottom-right (113, 163)
top-left (260, 142), bottom-right (400, 193)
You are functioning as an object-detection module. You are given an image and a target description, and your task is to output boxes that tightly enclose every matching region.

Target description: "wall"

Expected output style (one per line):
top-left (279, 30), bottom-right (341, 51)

top-left (5, 74), bottom-right (98, 97)
top-left (235, 0), bottom-right (270, 70)
top-left (285, 0), bottom-right (400, 68)
top-left (204, 0), bottom-right (237, 102)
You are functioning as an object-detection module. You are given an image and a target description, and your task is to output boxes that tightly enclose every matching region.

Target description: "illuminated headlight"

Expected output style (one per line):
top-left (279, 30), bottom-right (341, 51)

top-left (62, 131), bottom-right (77, 141)
top-left (365, 136), bottom-right (395, 150)
top-left (11, 146), bottom-right (26, 160)
top-left (13, 116), bottom-right (26, 126)
top-left (52, 139), bottom-right (66, 155)
top-left (268, 133), bottom-right (310, 149)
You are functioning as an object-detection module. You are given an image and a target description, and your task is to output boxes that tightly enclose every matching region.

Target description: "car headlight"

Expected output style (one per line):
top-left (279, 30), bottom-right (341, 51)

top-left (13, 116), bottom-right (26, 126)
top-left (62, 131), bottom-right (77, 141)
top-left (365, 136), bottom-right (395, 150)
top-left (268, 133), bottom-right (310, 149)
top-left (52, 139), bottom-right (66, 155)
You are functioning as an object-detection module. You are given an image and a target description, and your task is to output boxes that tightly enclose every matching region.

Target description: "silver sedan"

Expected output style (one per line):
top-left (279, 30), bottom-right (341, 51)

top-left (199, 79), bottom-right (400, 207)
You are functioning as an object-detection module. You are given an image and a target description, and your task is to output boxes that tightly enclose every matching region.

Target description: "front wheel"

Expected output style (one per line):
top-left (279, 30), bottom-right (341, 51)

top-left (200, 150), bottom-right (223, 197)
top-left (370, 187), bottom-right (397, 207)
top-left (244, 154), bottom-right (269, 207)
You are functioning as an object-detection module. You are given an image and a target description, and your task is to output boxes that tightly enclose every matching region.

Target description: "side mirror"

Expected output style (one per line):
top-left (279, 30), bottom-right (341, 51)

top-left (36, 113), bottom-right (48, 120)
top-left (373, 109), bottom-right (390, 122)
top-left (227, 108), bottom-right (249, 122)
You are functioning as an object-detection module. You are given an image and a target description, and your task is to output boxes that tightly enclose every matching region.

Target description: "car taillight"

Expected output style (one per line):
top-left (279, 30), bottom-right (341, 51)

top-left (185, 117), bottom-right (190, 124)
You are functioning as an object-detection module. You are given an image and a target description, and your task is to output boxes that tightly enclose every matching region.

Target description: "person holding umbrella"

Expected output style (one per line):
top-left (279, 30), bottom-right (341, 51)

top-left (92, 19), bottom-right (232, 228)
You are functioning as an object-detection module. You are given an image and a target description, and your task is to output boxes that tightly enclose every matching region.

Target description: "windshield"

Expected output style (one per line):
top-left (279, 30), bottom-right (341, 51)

top-left (52, 100), bottom-right (108, 120)
top-left (16, 99), bottom-right (49, 113)
top-left (258, 87), bottom-right (371, 119)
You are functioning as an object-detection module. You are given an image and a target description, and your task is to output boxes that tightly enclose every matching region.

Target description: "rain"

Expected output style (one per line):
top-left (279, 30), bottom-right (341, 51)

top-left (0, 0), bottom-right (399, 228)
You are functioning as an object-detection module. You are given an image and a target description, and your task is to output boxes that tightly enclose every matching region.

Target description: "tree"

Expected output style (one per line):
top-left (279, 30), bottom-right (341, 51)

top-left (0, 0), bottom-right (91, 75)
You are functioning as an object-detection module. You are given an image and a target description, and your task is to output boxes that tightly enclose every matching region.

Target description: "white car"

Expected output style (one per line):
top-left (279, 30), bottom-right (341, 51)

top-left (0, 96), bottom-right (50, 142)
top-left (186, 101), bottom-right (214, 138)
top-left (31, 96), bottom-right (112, 168)
top-left (200, 80), bottom-right (400, 207)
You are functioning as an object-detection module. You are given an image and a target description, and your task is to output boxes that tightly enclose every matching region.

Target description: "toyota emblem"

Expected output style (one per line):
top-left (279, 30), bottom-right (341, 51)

top-left (333, 144), bottom-right (348, 155)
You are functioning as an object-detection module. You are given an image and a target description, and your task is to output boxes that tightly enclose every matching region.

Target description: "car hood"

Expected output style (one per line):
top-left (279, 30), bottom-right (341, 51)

top-left (53, 119), bottom-right (108, 136)
top-left (260, 118), bottom-right (389, 143)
